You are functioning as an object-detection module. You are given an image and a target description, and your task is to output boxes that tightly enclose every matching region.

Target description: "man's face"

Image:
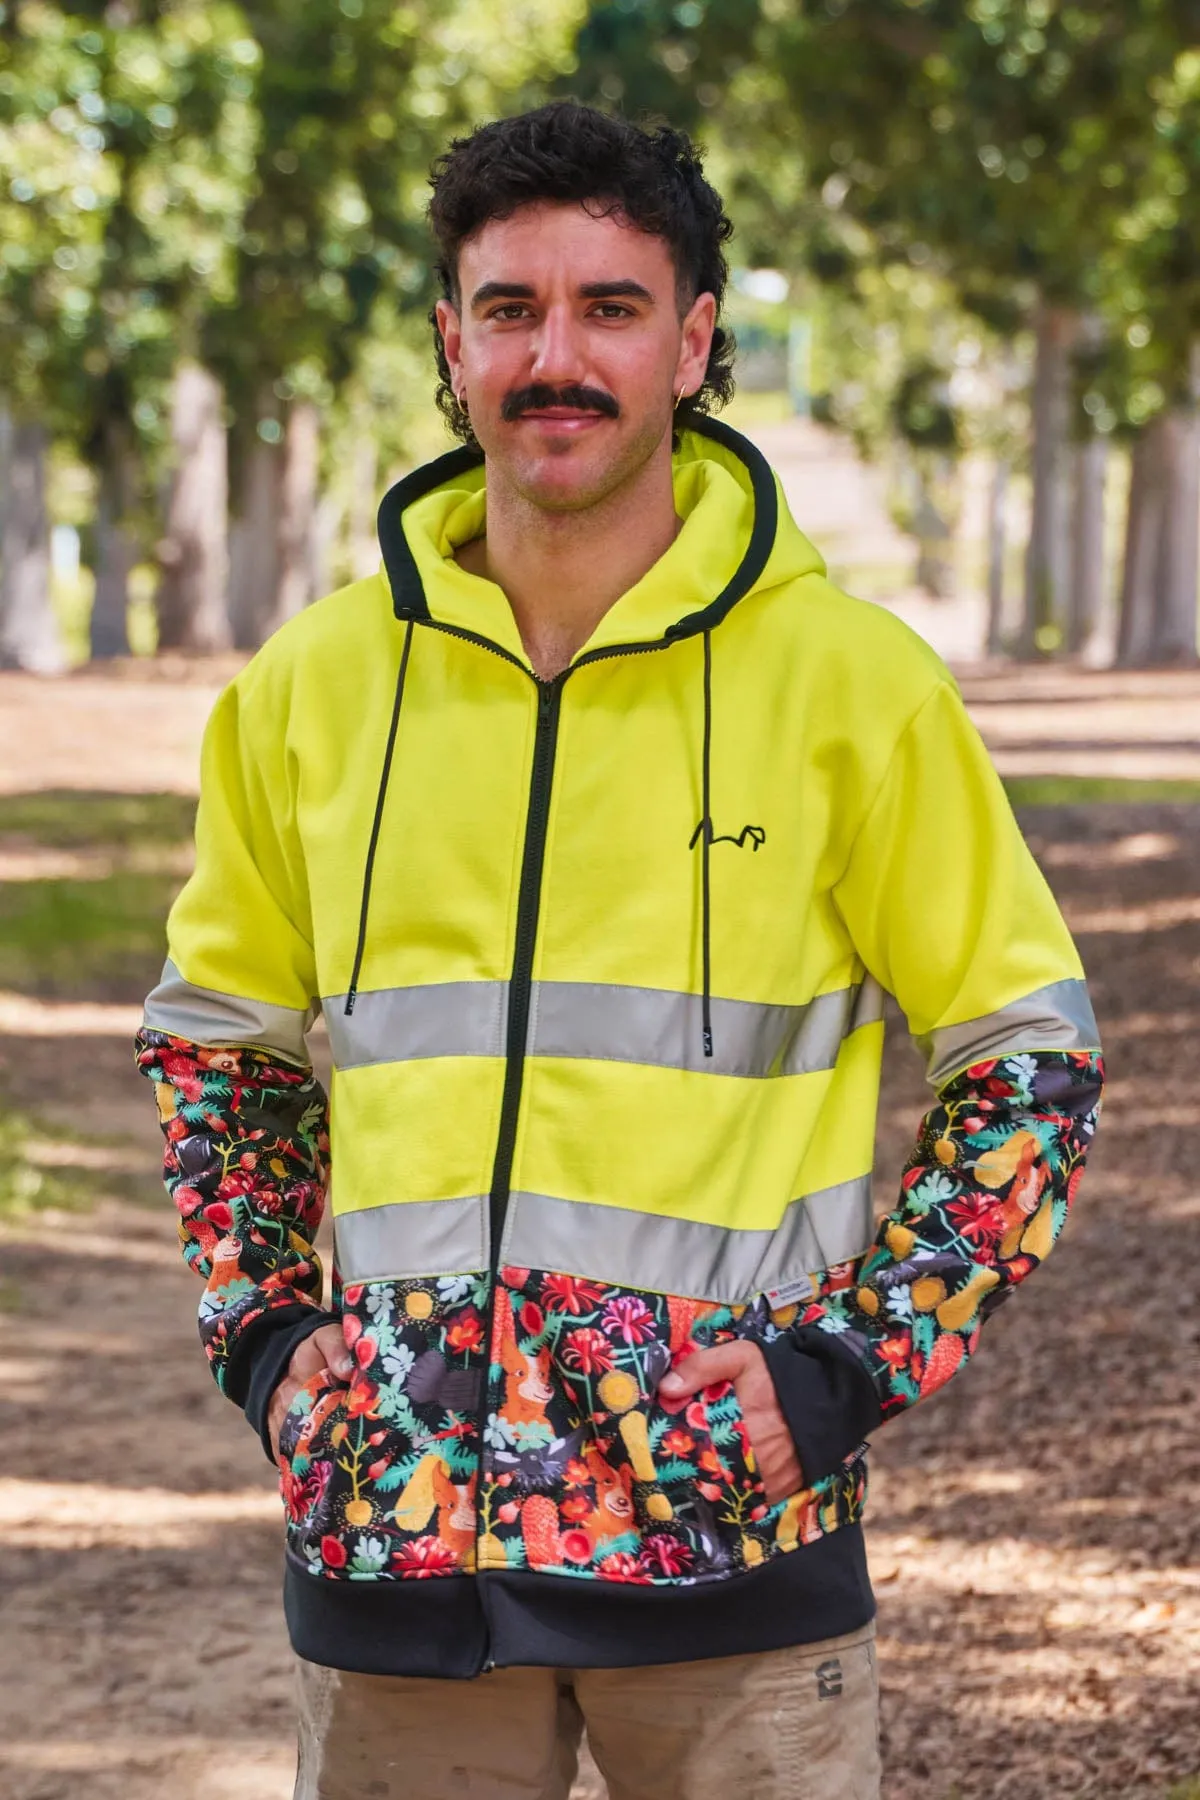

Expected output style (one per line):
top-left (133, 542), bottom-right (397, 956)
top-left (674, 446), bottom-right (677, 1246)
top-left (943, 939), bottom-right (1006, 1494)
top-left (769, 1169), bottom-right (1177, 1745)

top-left (436, 202), bottom-right (716, 514)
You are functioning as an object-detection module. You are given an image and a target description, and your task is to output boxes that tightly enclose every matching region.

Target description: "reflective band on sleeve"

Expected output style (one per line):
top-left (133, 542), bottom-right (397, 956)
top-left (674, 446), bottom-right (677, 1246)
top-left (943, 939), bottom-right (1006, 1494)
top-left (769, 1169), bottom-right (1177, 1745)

top-left (333, 1194), bottom-right (489, 1282)
top-left (324, 981), bottom-right (506, 1070)
top-left (500, 1177), bottom-right (876, 1304)
top-left (142, 959), bottom-right (311, 1063)
top-left (321, 977), bottom-right (881, 1079)
top-left (918, 977), bottom-right (1100, 1088)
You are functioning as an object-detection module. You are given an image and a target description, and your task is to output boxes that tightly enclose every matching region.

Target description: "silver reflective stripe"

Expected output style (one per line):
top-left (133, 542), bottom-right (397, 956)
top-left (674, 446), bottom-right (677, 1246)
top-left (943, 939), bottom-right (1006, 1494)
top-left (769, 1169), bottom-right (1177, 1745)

top-left (142, 959), bottom-right (310, 1063)
top-left (920, 977), bottom-right (1100, 1088)
top-left (324, 981), bottom-right (505, 1070)
top-left (321, 977), bottom-right (880, 1078)
top-left (530, 978), bottom-right (883, 1078)
top-left (500, 1177), bottom-right (876, 1304)
top-left (334, 1195), bottom-right (489, 1281)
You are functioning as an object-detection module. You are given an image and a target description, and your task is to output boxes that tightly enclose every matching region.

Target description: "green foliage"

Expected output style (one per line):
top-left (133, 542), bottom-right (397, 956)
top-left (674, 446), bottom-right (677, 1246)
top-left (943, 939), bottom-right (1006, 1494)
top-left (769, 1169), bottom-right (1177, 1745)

top-left (0, 1110), bottom-right (82, 1218)
top-left (1004, 774), bottom-right (1200, 805)
top-left (0, 788), bottom-right (195, 999)
top-left (0, 789), bottom-right (196, 848)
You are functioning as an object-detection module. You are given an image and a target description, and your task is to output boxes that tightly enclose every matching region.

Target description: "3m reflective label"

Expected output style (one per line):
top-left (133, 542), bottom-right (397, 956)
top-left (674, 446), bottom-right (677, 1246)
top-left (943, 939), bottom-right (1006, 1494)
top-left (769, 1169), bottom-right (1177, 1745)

top-left (142, 960), bottom-right (311, 1063)
top-left (919, 978), bottom-right (1100, 1088)
top-left (322, 977), bottom-right (882, 1079)
top-left (500, 1176), bottom-right (876, 1304)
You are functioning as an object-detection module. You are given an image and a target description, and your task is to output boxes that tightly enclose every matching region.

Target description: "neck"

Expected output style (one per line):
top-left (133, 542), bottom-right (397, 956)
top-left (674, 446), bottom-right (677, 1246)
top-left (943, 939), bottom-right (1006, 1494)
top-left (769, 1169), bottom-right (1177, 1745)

top-left (457, 437), bottom-right (680, 679)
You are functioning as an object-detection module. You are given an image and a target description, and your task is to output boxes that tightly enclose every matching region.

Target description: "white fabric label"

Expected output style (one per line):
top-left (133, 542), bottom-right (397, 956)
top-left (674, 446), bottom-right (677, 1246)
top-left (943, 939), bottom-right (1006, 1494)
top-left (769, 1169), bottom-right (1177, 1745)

top-left (763, 1273), bottom-right (815, 1307)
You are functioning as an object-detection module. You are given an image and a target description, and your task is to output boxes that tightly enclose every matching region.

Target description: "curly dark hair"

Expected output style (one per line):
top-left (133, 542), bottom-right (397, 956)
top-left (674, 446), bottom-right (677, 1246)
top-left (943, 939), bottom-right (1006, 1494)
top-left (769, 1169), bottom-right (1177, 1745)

top-left (426, 101), bottom-right (736, 446)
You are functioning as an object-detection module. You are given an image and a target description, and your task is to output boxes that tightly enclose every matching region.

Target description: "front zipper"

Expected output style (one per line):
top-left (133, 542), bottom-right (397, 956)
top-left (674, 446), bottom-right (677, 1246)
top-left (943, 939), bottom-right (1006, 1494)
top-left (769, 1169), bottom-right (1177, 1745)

top-left (487, 675), bottom-right (564, 1262)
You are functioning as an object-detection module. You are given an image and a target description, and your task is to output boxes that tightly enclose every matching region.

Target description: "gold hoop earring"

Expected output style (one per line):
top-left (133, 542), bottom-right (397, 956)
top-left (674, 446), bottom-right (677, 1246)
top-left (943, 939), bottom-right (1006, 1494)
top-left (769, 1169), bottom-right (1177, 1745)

top-left (674, 386), bottom-right (688, 413)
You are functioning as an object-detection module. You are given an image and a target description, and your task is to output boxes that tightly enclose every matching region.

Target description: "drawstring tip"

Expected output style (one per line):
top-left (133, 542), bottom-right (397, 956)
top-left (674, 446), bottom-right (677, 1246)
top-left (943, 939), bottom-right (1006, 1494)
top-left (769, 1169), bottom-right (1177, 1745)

top-left (344, 991), bottom-right (357, 1016)
top-left (702, 1026), bottom-right (714, 1059)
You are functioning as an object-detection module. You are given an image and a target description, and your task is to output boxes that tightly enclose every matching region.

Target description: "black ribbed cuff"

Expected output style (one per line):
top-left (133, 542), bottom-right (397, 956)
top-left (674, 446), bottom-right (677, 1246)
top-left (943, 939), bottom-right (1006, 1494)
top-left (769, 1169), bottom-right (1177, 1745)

top-left (763, 1326), bottom-right (883, 1485)
top-left (222, 1306), bottom-right (339, 1462)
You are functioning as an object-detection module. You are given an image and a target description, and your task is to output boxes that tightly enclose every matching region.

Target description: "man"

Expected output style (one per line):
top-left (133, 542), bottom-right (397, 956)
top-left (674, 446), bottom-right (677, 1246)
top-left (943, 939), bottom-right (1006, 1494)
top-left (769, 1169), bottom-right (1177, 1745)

top-left (137, 102), bottom-right (1103, 1800)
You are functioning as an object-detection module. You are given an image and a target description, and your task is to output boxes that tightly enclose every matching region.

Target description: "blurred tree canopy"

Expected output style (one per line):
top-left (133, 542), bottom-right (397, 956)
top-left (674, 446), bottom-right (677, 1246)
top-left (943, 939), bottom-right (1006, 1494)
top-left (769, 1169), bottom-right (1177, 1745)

top-left (1, 0), bottom-right (1198, 666)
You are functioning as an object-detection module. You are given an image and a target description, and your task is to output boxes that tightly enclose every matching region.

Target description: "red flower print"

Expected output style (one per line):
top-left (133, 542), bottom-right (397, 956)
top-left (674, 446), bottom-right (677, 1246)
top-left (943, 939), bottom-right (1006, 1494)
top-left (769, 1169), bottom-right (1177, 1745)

top-left (564, 1458), bottom-right (592, 1489)
top-left (343, 1315), bottom-right (363, 1346)
top-left (563, 1328), bottom-right (615, 1375)
top-left (202, 1201), bottom-right (233, 1231)
top-left (498, 1501), bottom-right (521, 1524)
top-left (519, 1301), bottom-right (545, 1337)
top-left (501, 1266), bottom-right (530, 1287)
top-left (542, 1274), bottom-right (608, 1316)
top-left (685, 1401), bottom-right (708, 1432)
top-left (446, 1311), bottom-right (485, 1354)
top-left (698, 1447), bottom-right (724, 1477)
top-left (560, 1495), bottom-right (592, 1522)
top-left (661, 1429), bottom-right (694, 1457)
top-left (598, 1552), bottom-right (651, 1583)
top-left (343, 1285), bottom-right (364, 1307)
top-left (345, 1379), bottom-right (380, 1418)
top-left (698, 1481), bottom-right (724, 1502)
top-left (601, 1294), bottom-right (656, 1345)
top-left (560, 1529), bottom-right (593, 1564)
top-left (638, 1535), bottom-right (693, 1577)
top-left (354, 1335), bottom-right (378, 1368)
top-left (392, 1537), bottom-right (459, 1578)
top-left (877, 1337), bottom-right (909, 1370)
top-left (320, 1535), bottom-right (347, 1568)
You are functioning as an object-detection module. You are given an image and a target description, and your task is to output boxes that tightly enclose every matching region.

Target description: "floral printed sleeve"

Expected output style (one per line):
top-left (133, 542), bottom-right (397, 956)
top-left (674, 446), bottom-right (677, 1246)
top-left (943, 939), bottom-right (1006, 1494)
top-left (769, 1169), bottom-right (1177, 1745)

top-left (764, 1049), bottom-right (1104, 1482)
top-left (134, 1029), bottom-right (334, 1433)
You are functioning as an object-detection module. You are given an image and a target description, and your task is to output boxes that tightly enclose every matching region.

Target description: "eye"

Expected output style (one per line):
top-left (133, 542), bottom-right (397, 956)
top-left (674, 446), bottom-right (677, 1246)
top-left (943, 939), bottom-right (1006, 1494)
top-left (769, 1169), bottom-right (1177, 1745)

top-left (592, 303), bottom-right (634, 320)
top-left (489, 303), bottom-right (530, 321)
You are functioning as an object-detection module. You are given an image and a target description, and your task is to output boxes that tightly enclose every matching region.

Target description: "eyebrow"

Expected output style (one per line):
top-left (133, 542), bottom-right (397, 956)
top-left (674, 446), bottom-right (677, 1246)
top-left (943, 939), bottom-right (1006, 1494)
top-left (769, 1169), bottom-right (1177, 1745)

top-left (469, 278), bottom-right (656, 309)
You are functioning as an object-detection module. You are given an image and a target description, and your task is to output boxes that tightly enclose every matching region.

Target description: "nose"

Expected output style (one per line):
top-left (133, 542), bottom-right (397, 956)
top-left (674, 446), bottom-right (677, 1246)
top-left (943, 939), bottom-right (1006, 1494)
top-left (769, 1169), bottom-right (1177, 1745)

top-left (529, 301), bottom-right (588, 386)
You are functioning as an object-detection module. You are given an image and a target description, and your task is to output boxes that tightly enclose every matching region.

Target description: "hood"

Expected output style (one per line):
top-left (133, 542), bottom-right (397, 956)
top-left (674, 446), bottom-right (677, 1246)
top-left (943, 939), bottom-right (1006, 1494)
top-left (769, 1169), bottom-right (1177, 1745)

top-left (376, 416), bottom-right (826, 664)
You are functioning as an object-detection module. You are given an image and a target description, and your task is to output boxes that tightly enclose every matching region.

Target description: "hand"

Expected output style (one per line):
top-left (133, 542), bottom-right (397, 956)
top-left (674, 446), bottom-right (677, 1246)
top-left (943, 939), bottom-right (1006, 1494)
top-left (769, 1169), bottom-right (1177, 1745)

top-left (268, 1324), bottom-right (353, 1460)
top-left (658, 1339), bottom-right (804, 1505)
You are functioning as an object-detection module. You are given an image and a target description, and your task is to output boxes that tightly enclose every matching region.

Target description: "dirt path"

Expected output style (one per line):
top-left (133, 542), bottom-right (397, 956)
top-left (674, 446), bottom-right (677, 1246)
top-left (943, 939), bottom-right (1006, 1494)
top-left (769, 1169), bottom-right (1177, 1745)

top-left (2, 661), bottom-right (1199, 1799)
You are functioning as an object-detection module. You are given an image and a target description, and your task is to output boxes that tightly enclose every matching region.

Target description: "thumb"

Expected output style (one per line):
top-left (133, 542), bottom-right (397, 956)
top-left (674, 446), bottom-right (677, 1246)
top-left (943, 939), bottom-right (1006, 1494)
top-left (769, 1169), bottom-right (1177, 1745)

top-left (295, 1322), bottom-right (354, 1380)
top-left (659, 1341), bottom-right (748, 1402)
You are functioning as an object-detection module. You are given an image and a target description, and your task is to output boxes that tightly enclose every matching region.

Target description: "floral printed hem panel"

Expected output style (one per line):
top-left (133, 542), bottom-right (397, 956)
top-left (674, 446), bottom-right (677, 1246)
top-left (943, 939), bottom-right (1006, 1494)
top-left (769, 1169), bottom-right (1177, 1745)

top-left (136, 1033), bottom-right (1098, 1590)
top-left (277, 1268), bottom-right (867, 1588)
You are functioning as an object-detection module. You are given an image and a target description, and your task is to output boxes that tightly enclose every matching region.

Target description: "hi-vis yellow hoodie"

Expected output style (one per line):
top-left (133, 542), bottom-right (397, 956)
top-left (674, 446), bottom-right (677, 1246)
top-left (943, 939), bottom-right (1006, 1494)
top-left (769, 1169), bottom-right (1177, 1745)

top-left (138, 419), bottom-right (1101, 1678)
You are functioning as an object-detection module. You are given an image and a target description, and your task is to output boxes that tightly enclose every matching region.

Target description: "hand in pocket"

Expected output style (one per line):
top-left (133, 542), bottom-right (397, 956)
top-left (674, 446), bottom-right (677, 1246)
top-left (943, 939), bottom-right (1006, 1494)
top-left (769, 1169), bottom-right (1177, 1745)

top-left (659, 1339), bottom-right (804, 1504)
top-left (269, 1324), bottom-right (354, 1460)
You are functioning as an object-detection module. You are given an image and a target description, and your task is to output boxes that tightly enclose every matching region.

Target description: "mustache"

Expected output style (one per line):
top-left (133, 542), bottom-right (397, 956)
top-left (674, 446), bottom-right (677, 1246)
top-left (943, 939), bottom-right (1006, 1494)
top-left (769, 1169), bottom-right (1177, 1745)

top-left (500, 382), bottom-right (621, 423)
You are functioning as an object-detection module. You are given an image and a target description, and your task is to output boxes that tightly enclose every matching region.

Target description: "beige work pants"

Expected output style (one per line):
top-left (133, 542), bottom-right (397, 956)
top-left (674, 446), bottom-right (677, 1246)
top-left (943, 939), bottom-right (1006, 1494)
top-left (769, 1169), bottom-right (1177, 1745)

top-left (294, 1622), bottom-right (879, 1800)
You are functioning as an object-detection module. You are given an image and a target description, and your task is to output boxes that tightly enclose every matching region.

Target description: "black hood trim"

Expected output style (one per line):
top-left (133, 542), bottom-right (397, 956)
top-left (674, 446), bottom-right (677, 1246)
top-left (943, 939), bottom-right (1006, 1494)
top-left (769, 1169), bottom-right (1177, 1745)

top-left (375, 416), bottom-right (778, 645)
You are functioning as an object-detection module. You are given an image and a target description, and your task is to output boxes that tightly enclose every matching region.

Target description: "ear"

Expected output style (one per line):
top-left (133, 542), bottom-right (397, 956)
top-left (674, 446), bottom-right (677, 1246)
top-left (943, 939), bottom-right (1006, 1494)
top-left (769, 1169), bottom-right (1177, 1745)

top-left (674, 290), bottom-right (717, 402)
top-left (436, 297), bottom-right (464, 396)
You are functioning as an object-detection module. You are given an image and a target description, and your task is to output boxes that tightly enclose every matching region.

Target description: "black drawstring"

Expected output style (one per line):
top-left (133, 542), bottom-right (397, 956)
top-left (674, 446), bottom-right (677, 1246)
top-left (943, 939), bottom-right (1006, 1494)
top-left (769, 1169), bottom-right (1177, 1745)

top-left (700, 628), bottom-right (714, 1059)
top-left (344, 620), bottom-right (414, 1016)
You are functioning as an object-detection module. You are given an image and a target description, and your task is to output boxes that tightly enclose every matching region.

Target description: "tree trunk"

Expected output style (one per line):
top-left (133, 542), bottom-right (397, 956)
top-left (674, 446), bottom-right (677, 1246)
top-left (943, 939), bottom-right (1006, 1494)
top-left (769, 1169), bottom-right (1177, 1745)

top-left (155, 363), bottom-right (231, 653)
top-left (267, 400), bottom-right (320, 636)
top-left (90, 419), bottom-right (137, 660)
top-left (0, 410), bottom-right (66, 673)
top-left (1068, 433), bottom-right (1108, 655)
top-left (227, 412), bottom-right (282, 650)
top-left (348, 431), bottom-right (379, 580)
top-left (1155, 342), bottom-right (1200, 664)
top-left (1116, 418), bottom-right (1168, 667)
top-left (985, 457), bottom-right (1009, 657)
top-left (1022, 302), bottom-right (1079, 655)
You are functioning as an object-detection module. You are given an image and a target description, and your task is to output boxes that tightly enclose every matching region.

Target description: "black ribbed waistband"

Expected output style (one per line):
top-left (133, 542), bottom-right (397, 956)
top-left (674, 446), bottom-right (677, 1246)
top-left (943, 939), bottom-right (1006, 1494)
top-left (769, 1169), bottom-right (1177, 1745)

top-left (284, 1525), bottom-right (873, 1679)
